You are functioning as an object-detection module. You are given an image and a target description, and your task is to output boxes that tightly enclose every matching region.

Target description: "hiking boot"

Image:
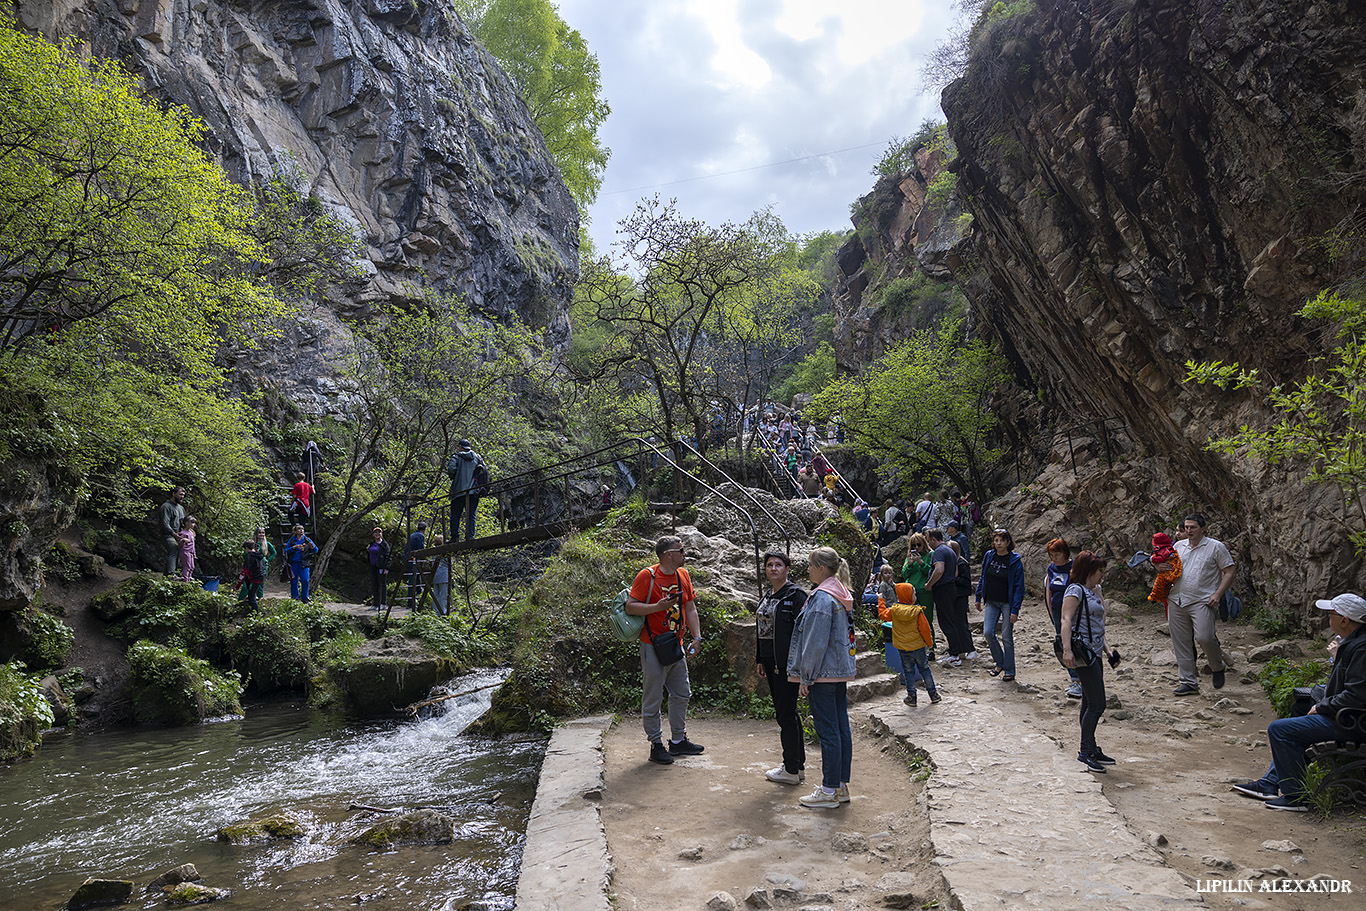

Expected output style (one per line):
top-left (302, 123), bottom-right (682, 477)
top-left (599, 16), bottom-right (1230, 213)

top-left (1090, 750), bottom-right (1116, 765)
top-left (1231, 780), bottom-right (1277, 800)
top-left (765, 766), bottom-right (802, 785)
top-left (1173, 683), bottom-right (1200, 696)
top-left (668, 737), bottom-right (705, 756)
top-left (836, 784), bottom-right (850, 803)
top-left (1078, 754), bottom-right (1106, 773)
top-left (929, 690), bottom-right (942, 704)
top-left (1213, 670), bottom-right (1226, 689)
top-left (799, 787), bottom-right (840, 809)
top-left (648, 742), bottom-right (674, 765)
top-left (1266, 795), bottom-right (1310, 812)
top-left (904, 695), bottom-right (918, 707)
top-left (1066, 681), bottom-right (1083, 699)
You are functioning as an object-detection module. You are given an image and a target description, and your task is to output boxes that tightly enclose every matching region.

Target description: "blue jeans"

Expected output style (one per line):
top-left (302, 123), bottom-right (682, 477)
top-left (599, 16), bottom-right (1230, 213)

top-left (806, 682), bottom-right (852, 791)
top-left (982, 601), bottom-right (1015, 675)
top-left (450, 492), bottom-right (480, 542)
top-left (290, 564), bottom-right (311, 602)
top-left (1268, 713), bottom-right (1351, 798)
top-left (897, 648), bottom-right (936, 699)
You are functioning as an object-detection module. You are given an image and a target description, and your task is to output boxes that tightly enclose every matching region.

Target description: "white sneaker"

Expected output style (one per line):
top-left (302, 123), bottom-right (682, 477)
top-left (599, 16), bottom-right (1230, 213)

top-left (836, 784), bottom-right (850, 803)
top-left (799, 787), bottom-right (840, 809)
top-left (765, 766), bottom-right (802, 785)
top-left (1066, 681), bottom-right (1083, 699)
top-left (947, 656), bottom-right (962, 667)
top-left (964, 651), bottom-right (978, 660)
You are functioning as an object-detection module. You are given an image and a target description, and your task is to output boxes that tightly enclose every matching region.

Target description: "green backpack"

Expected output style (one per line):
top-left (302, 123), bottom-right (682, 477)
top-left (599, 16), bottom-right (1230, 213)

top-left (606, 571), bottom-right (655, 642)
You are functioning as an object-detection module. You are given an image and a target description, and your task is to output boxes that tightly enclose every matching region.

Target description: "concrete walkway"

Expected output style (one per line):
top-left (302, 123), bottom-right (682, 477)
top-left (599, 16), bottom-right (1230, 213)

top-left (864, 692), bottom-right (1204, 910)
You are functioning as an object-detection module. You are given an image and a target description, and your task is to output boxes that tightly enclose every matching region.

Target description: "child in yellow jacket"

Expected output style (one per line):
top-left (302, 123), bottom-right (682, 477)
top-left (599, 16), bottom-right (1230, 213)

top-left (1147, 532), bottom-right (1184, 613)
top-left (879, 583), bottom-right (942, 706)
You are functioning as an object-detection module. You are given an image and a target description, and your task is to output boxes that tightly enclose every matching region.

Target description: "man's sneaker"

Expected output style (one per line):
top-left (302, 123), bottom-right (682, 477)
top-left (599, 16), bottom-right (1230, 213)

top-left (936, 654), bottom-right (953, 666)
top-left (1213, 670), bottom-right (1226, 689)
top-left (1173, 683), bottom-right (1200, 696)
top-left (929, 690), bottom-right (942, 704)
top-left (946, 656), bottom-right (962, 667)
top-left (1078, 754), bottom-right (1106, 773)
top-left (964, 651), bottom-right (978, 660)
top-left (835, 784), bottom-right (850, 803)
top-left (1231, 780), bottom-right (1277, 800)
top-left (648, 742), bottom-right (674, 765)
top-left (799, 787), bottom-right (840, 809)
top-left (668, 738), bottom-right (705, 756)
top-left (1090, 750), bottom-right (1116, 765)
top-left (904, 695), bottom-right (918, 707)
top-left (1266, 795), bottom-right (1310, 812)
top-left (765, 766), bottom-right (802, 785)
top-left (1066, 681), bottom-right (1083, 699)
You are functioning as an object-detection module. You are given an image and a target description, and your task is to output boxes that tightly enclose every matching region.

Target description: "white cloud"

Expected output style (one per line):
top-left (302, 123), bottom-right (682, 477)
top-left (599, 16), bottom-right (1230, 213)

top-left (554, 0), bottom-right (958, 255)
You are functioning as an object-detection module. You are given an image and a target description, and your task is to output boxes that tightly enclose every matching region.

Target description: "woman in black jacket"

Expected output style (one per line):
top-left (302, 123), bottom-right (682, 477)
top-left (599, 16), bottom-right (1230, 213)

top-left (755, 550), bottom-right (808, 785)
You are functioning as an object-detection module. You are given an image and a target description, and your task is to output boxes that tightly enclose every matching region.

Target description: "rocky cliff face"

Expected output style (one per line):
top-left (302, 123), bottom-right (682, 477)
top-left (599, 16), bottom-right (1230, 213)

top-left (936, 0), bottom-right (1366, 616)
top-left (15, 0), bottom-right (578, 414)
top-left (831, 146), bottom-right (966, 373)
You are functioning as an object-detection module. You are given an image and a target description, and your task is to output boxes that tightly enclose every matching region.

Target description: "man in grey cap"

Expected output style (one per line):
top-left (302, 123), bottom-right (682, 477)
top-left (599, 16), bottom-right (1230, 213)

top-left (1259, 593), bottom-right (1366, 811)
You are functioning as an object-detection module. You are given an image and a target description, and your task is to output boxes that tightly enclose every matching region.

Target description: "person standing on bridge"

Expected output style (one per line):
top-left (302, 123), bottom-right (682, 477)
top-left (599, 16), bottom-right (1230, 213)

top-left (625, 535), bottom-right (704, 765)
top-left (447, 439), bottom-right (487, 543)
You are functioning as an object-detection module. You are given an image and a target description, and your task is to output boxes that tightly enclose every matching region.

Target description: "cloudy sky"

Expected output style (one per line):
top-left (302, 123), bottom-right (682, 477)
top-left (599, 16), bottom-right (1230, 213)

top-left (554, 0), bottom-right (960, 258)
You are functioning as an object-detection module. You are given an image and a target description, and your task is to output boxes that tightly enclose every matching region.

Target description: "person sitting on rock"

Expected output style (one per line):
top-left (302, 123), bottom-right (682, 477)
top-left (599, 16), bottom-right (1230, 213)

top-left (1246, 594), bottom-right (1366, 811)
top-left (1145, 531), bottom-right (1184, 611)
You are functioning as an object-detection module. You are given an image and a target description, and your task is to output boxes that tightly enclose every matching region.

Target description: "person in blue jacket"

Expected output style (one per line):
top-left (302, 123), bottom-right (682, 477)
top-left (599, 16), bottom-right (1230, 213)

top-left (285, 524), bottom-right (319, 603)
top-left (975, 528), bottom-right (1026, 680)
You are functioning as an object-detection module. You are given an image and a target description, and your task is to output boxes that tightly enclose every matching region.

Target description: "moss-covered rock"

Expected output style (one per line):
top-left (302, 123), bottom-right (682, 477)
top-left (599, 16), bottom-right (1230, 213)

top-left (216, 812), bottom-right (305, 844)
top-left (226, 603), bottom-right (315, 692)
top-left (325, 636), bottom-right (455, 716)
top-left (67, 877), bottom-right (133, 909)
top-left (145, 863), bottom-right (200, 893)
top-left (127, 640), bottom-right (242, 725)
top-left (0, 660), bottom-right (55, 760)
top-left (93, 575), bottom-right (241, 663)
top-left (164, 882), bottom-right (227, 904)
top-left (351, 809), bottom-right (455, 848)
top-left (0, 604), bottom-right (73, 671)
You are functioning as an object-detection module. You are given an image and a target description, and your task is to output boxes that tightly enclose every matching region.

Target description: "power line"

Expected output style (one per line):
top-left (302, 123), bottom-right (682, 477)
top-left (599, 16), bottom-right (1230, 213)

top-left (601, 140), bottom-right (887, 196)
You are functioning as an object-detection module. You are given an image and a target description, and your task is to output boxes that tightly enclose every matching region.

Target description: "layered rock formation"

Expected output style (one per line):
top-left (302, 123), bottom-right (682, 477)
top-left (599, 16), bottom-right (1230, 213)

top-left (936, 0), bottom-right (1366, 614)
top-left (14, 0), bottom-right (578, 413)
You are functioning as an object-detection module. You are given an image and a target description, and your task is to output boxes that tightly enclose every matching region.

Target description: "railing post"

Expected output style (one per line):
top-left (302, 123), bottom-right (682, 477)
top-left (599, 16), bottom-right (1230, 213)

top-left (564, 472), bottom-right (572, 525)
top-left (534, 470), bottom-right (542, 527)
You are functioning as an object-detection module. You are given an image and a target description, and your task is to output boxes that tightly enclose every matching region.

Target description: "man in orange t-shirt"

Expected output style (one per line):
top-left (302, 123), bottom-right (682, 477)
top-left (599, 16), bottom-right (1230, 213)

top-left (625, 534), bottom-right (704, 765)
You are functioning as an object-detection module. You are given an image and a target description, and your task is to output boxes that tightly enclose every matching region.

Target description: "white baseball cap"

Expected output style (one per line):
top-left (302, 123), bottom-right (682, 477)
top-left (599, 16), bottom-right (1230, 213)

top-left (1315, 593), bottom-right (1366, 623)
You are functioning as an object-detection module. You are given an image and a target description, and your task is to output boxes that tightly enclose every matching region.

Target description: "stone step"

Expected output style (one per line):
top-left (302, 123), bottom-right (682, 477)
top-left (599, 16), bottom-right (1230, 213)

top-left (855, 650), bottom-right (889, 678)
top-left (847, 673), bottom-right (900, 703)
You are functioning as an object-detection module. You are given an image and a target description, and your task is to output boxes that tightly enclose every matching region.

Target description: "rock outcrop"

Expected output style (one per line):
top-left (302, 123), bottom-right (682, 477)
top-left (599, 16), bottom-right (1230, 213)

top-left (14, 0), bottom-right (579, 414)
top-left (936, 0), bottom-right (1366, 618)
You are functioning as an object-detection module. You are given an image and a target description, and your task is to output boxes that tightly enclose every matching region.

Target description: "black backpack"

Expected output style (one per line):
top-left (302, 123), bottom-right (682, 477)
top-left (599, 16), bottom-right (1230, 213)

top-left (472, 460), bottom-right (490, 494)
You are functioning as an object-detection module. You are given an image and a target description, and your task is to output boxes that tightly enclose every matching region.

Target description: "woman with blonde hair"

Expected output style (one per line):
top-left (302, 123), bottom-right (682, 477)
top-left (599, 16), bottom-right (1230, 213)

top-left (787, 546), bottom-right (856, 809)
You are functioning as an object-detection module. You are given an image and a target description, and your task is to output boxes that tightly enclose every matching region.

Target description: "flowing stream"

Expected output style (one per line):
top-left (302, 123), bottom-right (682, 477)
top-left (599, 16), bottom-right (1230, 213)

top-left (0, 669), bottom-right (543, 910)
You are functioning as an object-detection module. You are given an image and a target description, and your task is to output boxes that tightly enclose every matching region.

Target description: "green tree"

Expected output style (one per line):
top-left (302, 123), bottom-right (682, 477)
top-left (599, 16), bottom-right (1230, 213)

top-left (0, 20), bottom-right (282, 357)
top-left (808, 317), bottom-right (1007, 497)
top-left (1188, 291), bottom-right (1366, 554)
top-left (455, 0), bottom-right (611, 209)
top-left (311, 290), bottom-right (538, 580)
top-left (577, 200), bottom-right (813, 450)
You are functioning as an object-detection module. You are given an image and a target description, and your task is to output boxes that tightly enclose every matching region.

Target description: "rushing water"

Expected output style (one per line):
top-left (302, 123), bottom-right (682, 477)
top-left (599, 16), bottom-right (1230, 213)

top-left (0, 669), bottom-right (543, 911)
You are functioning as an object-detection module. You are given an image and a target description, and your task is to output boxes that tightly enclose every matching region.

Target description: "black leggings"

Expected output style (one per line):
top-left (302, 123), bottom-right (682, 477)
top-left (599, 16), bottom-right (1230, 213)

top-left (1076, 660), bottom-right (1106, 756)
top-left (370, 565), bottom-right (386, 607)
top-left (760, 657), bottom-right (805, 774)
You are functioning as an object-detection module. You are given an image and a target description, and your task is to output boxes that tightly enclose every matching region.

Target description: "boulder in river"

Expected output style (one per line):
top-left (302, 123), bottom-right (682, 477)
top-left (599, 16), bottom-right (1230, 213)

top-left (66, 877), bottom-right (133, 909)
top-left (146, 863), bottom-right (200, 892)
top-left (352, 809), bottom-right (456, 848)
top-left (164, 882), bottom-right (228, 904)
top-left (216, 812), bottom-right (306, 844)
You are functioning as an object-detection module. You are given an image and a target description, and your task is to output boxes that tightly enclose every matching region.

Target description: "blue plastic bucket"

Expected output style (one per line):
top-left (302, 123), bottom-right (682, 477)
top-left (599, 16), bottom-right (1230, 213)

top-left (202, 576), bottom-right (221, 594)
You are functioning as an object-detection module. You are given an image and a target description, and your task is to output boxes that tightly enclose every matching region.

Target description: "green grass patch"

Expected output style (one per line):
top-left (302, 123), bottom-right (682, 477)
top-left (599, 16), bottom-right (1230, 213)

top-left (1258, 657), bottom-right (1330, 718)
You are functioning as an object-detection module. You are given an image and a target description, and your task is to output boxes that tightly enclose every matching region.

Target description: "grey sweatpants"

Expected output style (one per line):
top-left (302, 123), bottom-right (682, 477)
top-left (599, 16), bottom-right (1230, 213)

top-left (640, 642), bottom-right (691, 744)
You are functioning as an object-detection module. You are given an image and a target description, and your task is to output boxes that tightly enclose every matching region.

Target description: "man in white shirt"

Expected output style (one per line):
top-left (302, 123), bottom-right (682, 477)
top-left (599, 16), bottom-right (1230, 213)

top-left (1168, 514), bottom-right (1235, 696)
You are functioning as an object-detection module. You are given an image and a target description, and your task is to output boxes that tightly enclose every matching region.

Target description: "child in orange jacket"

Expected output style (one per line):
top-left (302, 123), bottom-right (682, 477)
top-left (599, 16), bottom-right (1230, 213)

top-left (879, 582), bottom-right (942, 706)
top-left (1147, 532), bottom-right (1184, 612)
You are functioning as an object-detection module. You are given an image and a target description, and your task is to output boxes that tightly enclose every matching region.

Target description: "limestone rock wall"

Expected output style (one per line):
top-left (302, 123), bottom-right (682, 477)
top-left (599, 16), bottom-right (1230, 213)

top-left (14, 0), bottom-right (579, 357)
top-left (939, 0), bottom-right (1366, 617)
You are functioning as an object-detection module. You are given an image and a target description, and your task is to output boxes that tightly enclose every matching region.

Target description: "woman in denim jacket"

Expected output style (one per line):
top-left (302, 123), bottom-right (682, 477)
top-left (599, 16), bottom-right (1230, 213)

top-left (788, 546), bottom-right (857, 809)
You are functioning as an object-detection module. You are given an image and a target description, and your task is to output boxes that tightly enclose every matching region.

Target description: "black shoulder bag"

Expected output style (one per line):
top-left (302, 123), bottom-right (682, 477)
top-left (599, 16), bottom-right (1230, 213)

top-left (1053, 587), bottom-right (1098, 669)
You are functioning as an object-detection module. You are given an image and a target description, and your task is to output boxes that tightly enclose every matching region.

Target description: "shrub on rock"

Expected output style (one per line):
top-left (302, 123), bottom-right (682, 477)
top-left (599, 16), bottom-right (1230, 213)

top-left (0, 660), bottom-right (55, 760)
top-left (127, 640), bottom-right (242, 725)
top-left (93, 576), bottom-right (240, 662)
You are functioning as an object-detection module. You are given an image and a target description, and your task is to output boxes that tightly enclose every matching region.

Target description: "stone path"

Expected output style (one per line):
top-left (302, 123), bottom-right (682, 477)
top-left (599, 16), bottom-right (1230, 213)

top-left (865, 692), bottom-right (1203, 909)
